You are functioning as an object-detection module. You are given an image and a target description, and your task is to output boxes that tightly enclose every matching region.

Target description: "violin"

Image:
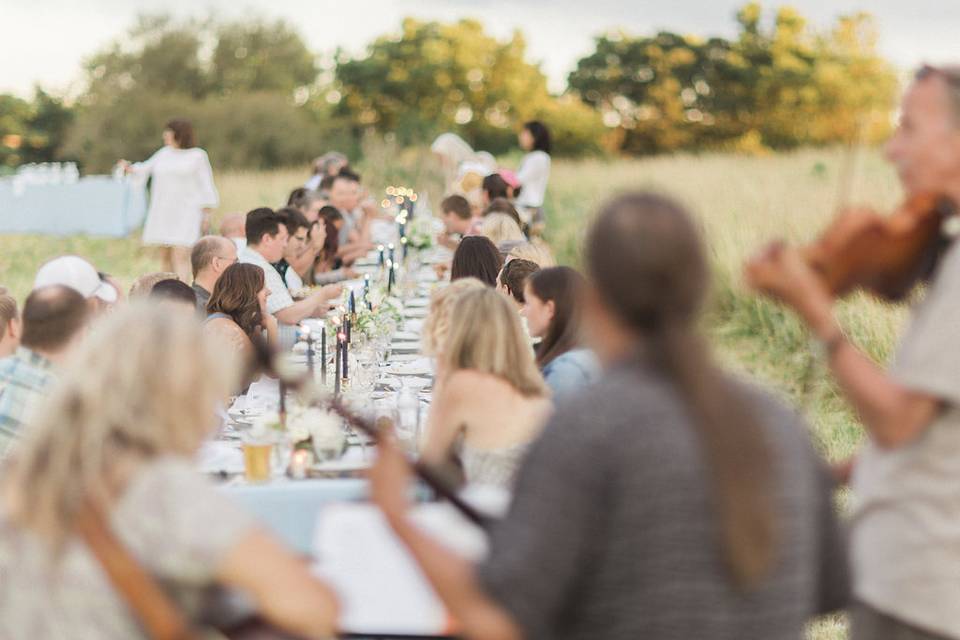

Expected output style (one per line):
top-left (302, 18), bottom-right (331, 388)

top-left (799, 193), bottom-right (957, 301)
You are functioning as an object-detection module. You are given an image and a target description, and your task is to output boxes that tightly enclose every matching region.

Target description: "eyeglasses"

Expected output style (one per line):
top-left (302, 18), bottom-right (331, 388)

top-left (216, 255), bottom-right (238, 265)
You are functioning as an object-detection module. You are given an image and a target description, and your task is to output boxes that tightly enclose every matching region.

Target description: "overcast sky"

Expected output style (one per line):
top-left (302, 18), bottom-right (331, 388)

top-left (2, 0), bottom-right (957, 97)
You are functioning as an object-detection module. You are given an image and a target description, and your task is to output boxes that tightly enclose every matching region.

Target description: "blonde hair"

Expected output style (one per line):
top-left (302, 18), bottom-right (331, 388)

top-left (441, 287), bottom-right (547, 397)
top-left (482, 213), bottom-right (525, 246)
top-left (0, 292), bottom-right (18, 327)
top-left (508, 240), bottom-right (556, 267)
top-left (129, 271), bottom-right (179, 298)
top-left (422, 278), bottom-right (487, 356)
top-left (2, 303), bottom-right (239, 548)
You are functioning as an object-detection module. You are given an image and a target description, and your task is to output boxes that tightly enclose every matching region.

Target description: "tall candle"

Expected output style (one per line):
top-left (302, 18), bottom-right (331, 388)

top-left (349, 289), bottom-right (356, 315)
top-left (305, 326), bottom-right (314, 375)
top-left (340, 331), bottom-right (349, 380)
top-left (387, 261), bottom-right (395, 296)
top-left (401, 235), bottom-right (409, 259)
top-left (321, 325), bottom-right (327, 385)
top-left (279, 380), bottom-right (287, 424)
top-left (334, 333), bottom-right (341, 396)
top-left (388, 243), bottom-right (395, 263)
top-left (378, 244), bottom-right (385, 266)
top-left (345, 316), bottom-right (352, 345)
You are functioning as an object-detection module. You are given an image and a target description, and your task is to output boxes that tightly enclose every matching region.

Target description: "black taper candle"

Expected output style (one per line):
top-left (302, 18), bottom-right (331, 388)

top-left (349, 290), bottom-right (356, 315)
top-left (321, 325), bottom-right (327, 385)
top-left (345, 316), bottom-right (352, 345)
top-left (387, 263), bottom-right (395, 295)
top-left (342, 332), bottom-right (349, 379)
top-left (279, 380), bottom-right (287, 425)
top-left (306, 331), bottom-right (314, 376)
top-left (334, 334), bottom-right (341, 395)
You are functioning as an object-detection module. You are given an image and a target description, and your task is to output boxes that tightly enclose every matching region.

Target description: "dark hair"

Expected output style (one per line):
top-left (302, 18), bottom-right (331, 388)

top-left (276, 206), bottom-right (311, 236)
top-left (287, 187), bottom-right (324, 211)
top-left (164, 119), bottom-right (195, 149)
top-left (335, 168), bottom-right (361, 184)
top-left (318, 205), bottom-right (343, 268)
top-left (482, 173), bottom-right (510, 200)
top-left (207, 263), bottom-right (266, 339)
top-left (319, 174), bottom-right (337, 192)
top-left (499, 258), bottom-right (540, 304)
top-left (0, 292), bottom-right (19, 329)
top-left (585, 192), bottom-right (776, 589)
top-left (523, 120), bottom-right (551, 154)
top-left (245, 207), bottom-right (285, 246)
top-left (149, 279), bottom-right (198, 307)
top-left (451, 236), bottom-right (503, 286)
top-left (484, 197), bottom-right (522, 228)
top-left (527, 267), bottom-right (585, 367)
top-left (441, 195), bottom-right (472, 220)
top-left (20, 285), bottom-right (88, 352)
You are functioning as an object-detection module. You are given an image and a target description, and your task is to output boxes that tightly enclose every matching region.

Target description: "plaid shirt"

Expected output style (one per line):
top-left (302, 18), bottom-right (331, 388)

top-left (0, 347), bottom-right (55, 456)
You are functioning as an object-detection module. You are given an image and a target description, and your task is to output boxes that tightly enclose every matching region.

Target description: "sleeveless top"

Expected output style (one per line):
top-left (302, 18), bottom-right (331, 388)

top-left (461, 441), bottom-right (531, 490)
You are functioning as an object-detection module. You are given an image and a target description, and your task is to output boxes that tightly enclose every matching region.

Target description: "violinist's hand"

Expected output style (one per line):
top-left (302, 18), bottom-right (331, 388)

top-left (368, 427), bottom-right (414, 524)
top-left (744, 241), bottom-right (835, 334)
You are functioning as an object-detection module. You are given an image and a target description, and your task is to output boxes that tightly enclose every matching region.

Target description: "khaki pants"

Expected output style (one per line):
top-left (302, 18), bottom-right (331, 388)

top-left (851, 602), bottom-right (952, 640)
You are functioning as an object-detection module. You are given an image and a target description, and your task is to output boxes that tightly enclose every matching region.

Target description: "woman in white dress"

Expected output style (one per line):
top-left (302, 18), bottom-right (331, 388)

top-left (515, 120), bottom-right (552, 235)
top-left (121, 119), bottom-right (219, 282)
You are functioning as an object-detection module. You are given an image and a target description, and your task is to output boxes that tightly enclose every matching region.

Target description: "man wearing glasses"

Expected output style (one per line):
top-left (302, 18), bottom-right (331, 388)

top-left (190, 236), bottom-right (238, 314)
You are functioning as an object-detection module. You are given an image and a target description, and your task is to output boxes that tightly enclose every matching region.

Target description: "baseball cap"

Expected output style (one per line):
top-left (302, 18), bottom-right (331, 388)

top-left (33, 256), bottom-right (119, 303)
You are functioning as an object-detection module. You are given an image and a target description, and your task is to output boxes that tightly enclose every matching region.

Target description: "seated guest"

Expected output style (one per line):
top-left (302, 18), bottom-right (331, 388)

top-left (305, 151), bottom-right (348, 190)
top-left (0, 286), bottom-right (88, 455)
top-left (273, 207), bottom-right (313, 290)
top-left (507, 240), bottom-right (556, 268)
top-left (451, 236), bottom-right (503, 287)
top-left (205, 264), bottom-right (278, 391)
top-left (0, 304), bottom-right (339, 638)
top-left (148, 279), bottom-right (199, 315)
top-left (481, 213), bottom-right (525, 249)
top-left (370, 192), bottom-right (848, 639)
top-left (484, 197), bottom-right (524, 230)
top-left (330, 170), bottom-right (374, 264)
top-left (523, 267), bottom-right (601, 399)
top-left (482, 172), bottom-right (511, 207)
top-left (286, 188), bottom-right (326, 223)
top-left (219, 212), bottom-right (247, 251)
top-left (190, 235), bottom-right (238, 313)
top-left (438, 194), bottom-right (482, 248)
top-left (420, 286), bottom-right (550, 489)
top-left (421, 278), bottom-right (488, 361)
top-left (0, 291), bottom-right (20, 358)
top-left (238, 208), bottom-right (339, 325)
top-left (311, 207), bottom-right (356, 285)
top-left (129, 272), bottom-right (179, 298)
top-left (34, 255), bottom-right (119, 313)
top-left (497, 258), bottom-right (540, 309)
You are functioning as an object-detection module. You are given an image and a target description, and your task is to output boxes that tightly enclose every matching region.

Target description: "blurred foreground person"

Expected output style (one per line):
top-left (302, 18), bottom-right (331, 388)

top-left (0, 286), bottom-right (89, 456)
top-left (747, 65), bottom-right (960, 640)
top-left (0, 304), bottom-right (338, 638)
top-left (371, 192), bottom-right (847, 640)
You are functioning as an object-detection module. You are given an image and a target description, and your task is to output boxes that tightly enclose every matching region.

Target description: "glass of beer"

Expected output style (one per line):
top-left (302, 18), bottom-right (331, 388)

top-left (242, 438), bottom-right (273, 483)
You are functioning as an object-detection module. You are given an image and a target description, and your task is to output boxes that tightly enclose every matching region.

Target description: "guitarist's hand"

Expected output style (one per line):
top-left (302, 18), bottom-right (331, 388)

top-left (368, 427), bottom-right (414, 525)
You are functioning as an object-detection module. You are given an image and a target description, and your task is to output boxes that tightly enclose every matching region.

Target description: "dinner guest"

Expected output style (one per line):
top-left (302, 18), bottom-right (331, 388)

top-left (304, 151), bottom-right (348, 191)
top-left (497, 258), bottom-right (540, 309)
top-left (0, 286), bottom-right (88, 455)
top-left (148, 279), bottom-right (199, 315)
top-left (507, 241), bottom-right (556, 268)
top-left (120, 119), bottom-right (219, 282)
top-left (422, 278), bottom-right (488, 364)
top-left (129, 272), bottom-right (180, 298)
top-left (420, 286), bottom-right (550, 490)
top-left (482, 213), bottom-right (525, 249)
top-left (205, 263), bottom-right (278, 391)
top-left (0, 304), bottom-right (339, 638)
top-left (191, 236), bottom-right (238, 313)
top-left (438, 194), bottom-right (481, 249)
top-left (522, 267), bottom-right (600, 399)
top-left (273, 207), bottom-right (313, 291)
top-left (329, 170), bottom-right (374, 263)
top-left (238, 208), bottom-right (339, 325)
top-left (370, 192), bottom-right (847, 640)
top-left (286, 188), bottom-right (326, 223)
top-left (33, 255), bottom-right (119, 312)
top-left (450, 236), bottom-right (503, 287)
top-left (0, 291), bottom-right (21, 358)
top-left (484, 197), bottom-right (524, 230)
top-left (219, 213), bottom-right (247, 251)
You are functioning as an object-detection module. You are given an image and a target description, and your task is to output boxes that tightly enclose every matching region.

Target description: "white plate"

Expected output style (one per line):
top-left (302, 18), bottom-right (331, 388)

top-left (392, 330), bottom-right (419, 341)
top-left (386, 361), bottom-right (433, 376)
top-left (403, 308), bottom-right (428, 319)
top-left (390, 341), bottom-right (421, 353)
top-left (404, 298), bottom-right (430, 308)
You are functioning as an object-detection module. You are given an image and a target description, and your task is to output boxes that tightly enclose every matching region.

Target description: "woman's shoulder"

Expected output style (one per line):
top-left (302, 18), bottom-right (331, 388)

top-left (204, 316), bottom-right (252, 351)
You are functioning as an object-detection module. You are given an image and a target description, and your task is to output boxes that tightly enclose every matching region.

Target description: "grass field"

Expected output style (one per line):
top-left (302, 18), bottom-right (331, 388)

top-left (0, 148), bottom-right (906, 639)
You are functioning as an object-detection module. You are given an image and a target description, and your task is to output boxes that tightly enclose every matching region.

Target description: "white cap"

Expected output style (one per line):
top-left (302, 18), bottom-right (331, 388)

top-left (33, 256), bottom-right (118, 303)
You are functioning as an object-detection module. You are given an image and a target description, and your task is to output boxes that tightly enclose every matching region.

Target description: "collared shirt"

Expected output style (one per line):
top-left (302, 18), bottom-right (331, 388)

top-left (192, 283), bottom-right (211, 315)
top-left (238, 246), bottom-right (293, 315)
top-left (0, 347), bottom-right (56, 457)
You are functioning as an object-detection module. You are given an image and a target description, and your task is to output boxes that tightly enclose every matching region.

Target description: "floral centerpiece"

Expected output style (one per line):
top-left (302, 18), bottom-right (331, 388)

top-left (406, 214), bottom-right (435, 251)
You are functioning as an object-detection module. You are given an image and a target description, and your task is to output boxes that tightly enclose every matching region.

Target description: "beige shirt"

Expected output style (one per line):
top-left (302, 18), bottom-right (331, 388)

top-left (0, 457), bottom-right (254, 639)
top-left (851, 239), bottom-right (960, 639)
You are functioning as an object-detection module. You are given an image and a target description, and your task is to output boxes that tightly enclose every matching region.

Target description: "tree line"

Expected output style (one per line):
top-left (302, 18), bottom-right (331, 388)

top-left (0, 3), bottom-right (898, 172)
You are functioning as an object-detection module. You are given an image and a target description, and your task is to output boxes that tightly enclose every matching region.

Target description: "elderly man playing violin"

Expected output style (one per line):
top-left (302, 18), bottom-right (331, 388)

top-left (748, 65), bottom-right (960, 640)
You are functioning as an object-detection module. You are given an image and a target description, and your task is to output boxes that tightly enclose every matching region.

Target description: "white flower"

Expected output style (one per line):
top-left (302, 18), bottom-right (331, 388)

top-left (249, 411), bottom-right (281, 439)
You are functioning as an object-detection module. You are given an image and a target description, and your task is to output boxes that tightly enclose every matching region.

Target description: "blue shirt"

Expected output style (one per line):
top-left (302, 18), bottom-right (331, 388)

top-left (0, 347), bottom-right (56, 456)
top-left (542, 348), bottom-right (601, 400)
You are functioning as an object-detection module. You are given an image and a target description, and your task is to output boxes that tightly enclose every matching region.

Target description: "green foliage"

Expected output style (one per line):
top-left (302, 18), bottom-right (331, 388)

top-left (0, 89), bottom-right (74, 168)
top-left (568, 3), bottom-right (897, 154)
top-left (333, 18), bottom-right (606, 156)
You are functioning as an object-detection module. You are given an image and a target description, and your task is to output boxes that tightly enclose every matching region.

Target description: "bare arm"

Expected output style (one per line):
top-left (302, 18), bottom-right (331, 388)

top-left (217, 528), bottom-right (339, 639)
top-left (746, 243), bottom-right (940, 449)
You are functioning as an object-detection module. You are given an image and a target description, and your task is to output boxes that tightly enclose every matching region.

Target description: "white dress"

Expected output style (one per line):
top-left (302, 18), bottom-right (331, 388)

top-left (515, 150), bottom-right (551, 209)
top-left (132, 146), bottom-right (219, 247)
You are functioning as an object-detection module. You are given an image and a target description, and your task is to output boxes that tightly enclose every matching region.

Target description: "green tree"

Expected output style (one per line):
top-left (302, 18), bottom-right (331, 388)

top-left (210, 19), bottom-right (317, 94)
top-left (0, 89), bottom-right (74, 168)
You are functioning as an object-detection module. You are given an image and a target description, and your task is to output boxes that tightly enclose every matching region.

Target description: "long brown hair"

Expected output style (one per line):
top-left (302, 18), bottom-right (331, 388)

top-left (585, 192), bottom-right (777, 589)
top-left (528, 266), bottom-right (586, 368)
top-left (207, 263), bottom-right (265, 339)
top-left (164, 118), bottom-right (195, 149)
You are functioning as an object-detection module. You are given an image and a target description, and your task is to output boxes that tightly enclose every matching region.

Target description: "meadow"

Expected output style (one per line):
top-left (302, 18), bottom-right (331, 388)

top-left (0, 148), bottom-right (907, 639)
